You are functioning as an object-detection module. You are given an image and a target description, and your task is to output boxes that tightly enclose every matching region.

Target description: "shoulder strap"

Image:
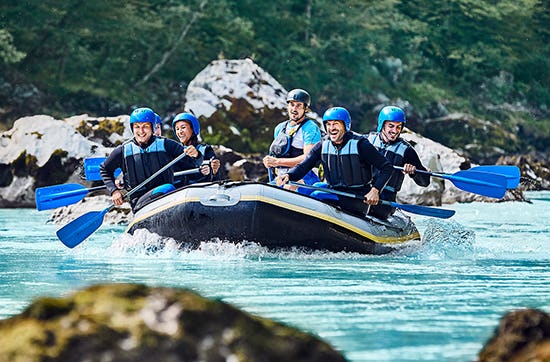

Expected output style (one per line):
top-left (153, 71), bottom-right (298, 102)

top-left (280, 120), bottom-right (289, 133)
top-left (196, 143), bottom-right (208, 156)
top-left (287, 119), bottom-right (307, 137)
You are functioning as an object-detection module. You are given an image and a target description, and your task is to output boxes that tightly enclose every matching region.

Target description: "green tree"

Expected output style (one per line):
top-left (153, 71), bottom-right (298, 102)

top-left (0, 29), bottom-right (25, 64)
top-left (1, 0), bottom-right (549, 155)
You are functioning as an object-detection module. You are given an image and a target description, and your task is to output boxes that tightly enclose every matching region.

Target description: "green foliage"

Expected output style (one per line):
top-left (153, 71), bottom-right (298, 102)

top-left (0, 29), bottom-right (25, 64)
top-left (1, 0), bottom-right (549, 154)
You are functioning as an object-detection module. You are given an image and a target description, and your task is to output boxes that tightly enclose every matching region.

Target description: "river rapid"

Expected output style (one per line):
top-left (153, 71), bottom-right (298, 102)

top-left (1, 191), bottom-right (549, 361)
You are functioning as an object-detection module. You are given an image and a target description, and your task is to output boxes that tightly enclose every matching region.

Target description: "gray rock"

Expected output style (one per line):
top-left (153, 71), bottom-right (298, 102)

top-left (0, 114), bottom-right (130, 207)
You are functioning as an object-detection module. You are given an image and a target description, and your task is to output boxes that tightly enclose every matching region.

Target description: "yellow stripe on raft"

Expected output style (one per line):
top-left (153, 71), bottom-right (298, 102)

top-left (127, 194), bottom-right (420, 245)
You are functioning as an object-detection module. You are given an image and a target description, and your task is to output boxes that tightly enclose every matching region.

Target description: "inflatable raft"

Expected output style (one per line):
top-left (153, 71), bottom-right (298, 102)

top-left (126, 181), bottom-right (421, 254)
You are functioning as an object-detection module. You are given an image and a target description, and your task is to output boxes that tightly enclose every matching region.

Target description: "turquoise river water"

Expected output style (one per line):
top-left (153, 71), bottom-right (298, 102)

top-left (1, 191), bottom-right (549, 361)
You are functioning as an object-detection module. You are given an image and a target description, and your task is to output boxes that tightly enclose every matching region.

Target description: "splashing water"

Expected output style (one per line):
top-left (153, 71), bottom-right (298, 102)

top-left (418, 218), bottom-right (475, 259)
top-left (109, 228), bottom-right (369, 261)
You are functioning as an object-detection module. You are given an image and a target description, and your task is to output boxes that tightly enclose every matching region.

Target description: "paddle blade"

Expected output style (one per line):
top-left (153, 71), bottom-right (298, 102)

top-left (35, 184), bottom-right (89, 211)
top-left (56, 208), bottom-right (109, 248)
top-left (389, 202), bottom-right (455, 219)
top-left (470, 165), bottom-right (520, 189)
top-left (84, 157), bottom-right (121, 181)
top-left (83, 157), bottom-right (105, 181)
top-left (447, 170), bottom-right (507, 199)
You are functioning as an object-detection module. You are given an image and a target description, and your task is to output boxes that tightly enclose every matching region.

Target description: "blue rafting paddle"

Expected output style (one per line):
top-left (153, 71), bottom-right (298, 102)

top-left (470, 165), bottom-right (520, 189)
top-left (288, 182), bottom-right (455, 219)
top-left (35, 183), bottom-right (106, 211)
top-left (378, 200), bottom-right (454, 219)
top-left (36, 168), bottom-right (201, 211)
top-left (57, 152), bottom-right (192, 248)
top-left (395, 167), bottom-right (508, 199)
top-left (84, 157), bottom-right (120, 181)
top-left (57, 207), bottom-right (113, 248)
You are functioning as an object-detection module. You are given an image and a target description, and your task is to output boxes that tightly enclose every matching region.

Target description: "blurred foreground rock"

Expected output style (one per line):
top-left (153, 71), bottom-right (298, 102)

top-left (478, 308), bottom-right (550, 362)
top-left (0, 283), bottom-right (346, 362)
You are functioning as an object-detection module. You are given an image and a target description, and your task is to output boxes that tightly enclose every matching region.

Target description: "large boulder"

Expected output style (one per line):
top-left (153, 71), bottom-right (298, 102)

top-left (0, 283), bottom-right (346, 362)
top-left (410, 112), bottom-right (522, 164)
top-left (182, 58), bottom-right (322, 154)
top-left (0, 114), bottom-right (131, 207)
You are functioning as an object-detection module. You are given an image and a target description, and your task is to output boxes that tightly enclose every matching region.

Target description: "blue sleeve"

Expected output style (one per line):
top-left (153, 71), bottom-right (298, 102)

top-left (273, 122), bottom-right (285, 138)
top-left (287, 142), bottom-right (322, 181)
top-left (301, 120), bottom-right (322, 145)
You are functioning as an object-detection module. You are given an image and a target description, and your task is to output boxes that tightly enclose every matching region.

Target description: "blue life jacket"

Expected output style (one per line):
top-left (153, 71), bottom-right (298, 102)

top-left (367, 132), bottom-right (411, 194)
top-left (122, 137), bottom-right (173, 198)
top-left (321, 132), bottom-right (371, 189)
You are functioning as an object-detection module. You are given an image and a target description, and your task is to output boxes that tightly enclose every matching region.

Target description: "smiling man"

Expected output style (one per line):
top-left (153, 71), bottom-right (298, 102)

top-left (100, 107), bottom-right (202, 211)
top-left (366, 106), bottom-right (431, 214)
top-left (276, 106), bottom-right (394, 219)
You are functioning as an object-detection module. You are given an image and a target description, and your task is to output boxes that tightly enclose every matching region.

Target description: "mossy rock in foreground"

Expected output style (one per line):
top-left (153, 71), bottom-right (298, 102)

top-left (0, 283), bottom-right (346, 362)
top-left (478, 308), bottom-right (550, 362)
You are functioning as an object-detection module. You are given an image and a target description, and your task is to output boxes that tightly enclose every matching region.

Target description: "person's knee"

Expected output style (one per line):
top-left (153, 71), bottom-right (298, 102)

top-left (134, 184), bottom-right (175, 211)
top-left (368, 205), bottom-right (393, 220)
top-left (310, 190), bottom-right (339, 200)
top-left (152, 183), bottom-right (175, 195)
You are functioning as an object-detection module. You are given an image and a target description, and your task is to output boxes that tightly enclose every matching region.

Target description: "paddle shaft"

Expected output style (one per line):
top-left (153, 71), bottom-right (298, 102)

top-left (38, 168), bottom-right (200, 208)
top-left (104, 167), bottom-right (201, 189)
top-left (119, 153), bottom-right (193, 201)
top-left (394, 166), bottom-right (498, 187)
top-left (76, 168), bottom-right (200, 195)
top-left (293, 183), bottom-right (395, 207)
top-left (84, 155), bottom-right (210, 181)
top-left (287, 182), bottom-right (454, 218)
top-left (394, 166), bottom-right (507, 198)
top-left (289, 182), bottom-right (363, 200)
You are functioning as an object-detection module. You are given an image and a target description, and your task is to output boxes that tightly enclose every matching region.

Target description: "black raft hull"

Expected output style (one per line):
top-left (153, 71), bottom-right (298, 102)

top-left (126, 181), bottom-right (421, 255)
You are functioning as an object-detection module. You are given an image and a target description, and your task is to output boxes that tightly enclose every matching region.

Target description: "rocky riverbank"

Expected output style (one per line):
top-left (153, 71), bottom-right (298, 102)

top-left (1, 59), bottom-right (547, 213)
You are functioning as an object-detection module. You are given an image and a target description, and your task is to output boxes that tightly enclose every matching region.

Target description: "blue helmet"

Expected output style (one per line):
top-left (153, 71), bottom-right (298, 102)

top-left (322, 107), bottom-right (351, 131)
top-left (172, 112), bottom-right (200, 137)
top-left (154, 113), bottom-right (162, 126)
top-left (377, 106), bottom-right (406, 132)
top-left (129, 107), bottom-right (156, 132)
